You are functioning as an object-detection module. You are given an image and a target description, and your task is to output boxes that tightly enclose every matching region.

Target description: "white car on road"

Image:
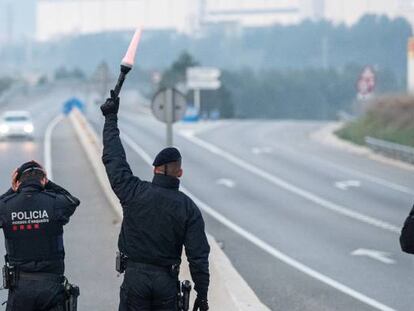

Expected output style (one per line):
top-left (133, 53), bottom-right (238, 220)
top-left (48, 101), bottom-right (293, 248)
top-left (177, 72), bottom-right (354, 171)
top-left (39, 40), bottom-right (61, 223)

top-left (0, 111), bottom-right (34, 140)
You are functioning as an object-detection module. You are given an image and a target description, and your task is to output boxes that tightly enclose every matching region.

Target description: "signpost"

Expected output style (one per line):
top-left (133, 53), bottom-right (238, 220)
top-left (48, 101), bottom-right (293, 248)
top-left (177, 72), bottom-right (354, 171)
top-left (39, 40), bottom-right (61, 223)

top-left (355, 66), bottom-right (376, 115)
top-left (356, 66), bottom-right (376, 101)
top-left (151, 88), bottom-right (187, 146)
top-left (186, 67), bottom-right (221, 115)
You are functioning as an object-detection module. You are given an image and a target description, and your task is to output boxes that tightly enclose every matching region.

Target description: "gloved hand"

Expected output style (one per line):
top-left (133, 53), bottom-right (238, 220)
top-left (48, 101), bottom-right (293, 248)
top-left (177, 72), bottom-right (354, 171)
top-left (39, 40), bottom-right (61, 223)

top-left (100, 90), bottom-right (120, 116)
top-left (193, 298), bottom-right (209, 311)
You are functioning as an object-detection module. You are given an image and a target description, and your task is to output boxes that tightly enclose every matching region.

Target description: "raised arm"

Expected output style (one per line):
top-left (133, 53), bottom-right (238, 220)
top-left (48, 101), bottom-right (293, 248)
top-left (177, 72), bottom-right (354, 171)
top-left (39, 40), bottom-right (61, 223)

top-left (46, 181), bottom-right (80, 225)
top-left (101, 92), bottom-right (141, 204)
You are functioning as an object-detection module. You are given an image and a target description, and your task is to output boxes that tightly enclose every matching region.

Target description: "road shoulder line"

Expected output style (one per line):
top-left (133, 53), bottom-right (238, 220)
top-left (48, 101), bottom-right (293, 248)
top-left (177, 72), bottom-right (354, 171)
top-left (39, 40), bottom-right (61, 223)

top-left (44, 114), bottom-right (64, 180)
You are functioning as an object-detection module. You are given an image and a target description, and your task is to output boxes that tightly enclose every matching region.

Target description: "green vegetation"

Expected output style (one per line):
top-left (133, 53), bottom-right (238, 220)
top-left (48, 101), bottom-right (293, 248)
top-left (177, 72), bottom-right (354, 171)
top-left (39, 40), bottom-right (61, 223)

top-left (7, 13), bottom-right (403, 119)
top-left (0, 77), bottom-right (13, 96)
top-left (222, 65), bottom-right (398, 119)
top-left (160, 52), bottom-right (198, 88)
top-left (54, 67), bottom-right (86, 80)
top-left (2, 14), bottom-right (410, 81)
top-left (160, 52), bottom-right (400, 119)
top-left (336, 96), bottom-right (414, 147)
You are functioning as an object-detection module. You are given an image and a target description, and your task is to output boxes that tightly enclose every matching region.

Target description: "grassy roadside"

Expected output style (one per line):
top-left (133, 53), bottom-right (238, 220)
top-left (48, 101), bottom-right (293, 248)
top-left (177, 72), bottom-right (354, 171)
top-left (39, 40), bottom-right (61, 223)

top-left (336, 95), bottom-right (414, 148)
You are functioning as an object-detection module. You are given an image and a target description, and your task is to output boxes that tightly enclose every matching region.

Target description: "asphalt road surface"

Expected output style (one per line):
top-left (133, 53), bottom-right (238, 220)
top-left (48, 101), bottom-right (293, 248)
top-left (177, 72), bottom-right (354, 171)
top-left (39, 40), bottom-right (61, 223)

top-left (1, 85), bottom-right (414, 311)
top-left (107, 107), bottom-right (413, 311)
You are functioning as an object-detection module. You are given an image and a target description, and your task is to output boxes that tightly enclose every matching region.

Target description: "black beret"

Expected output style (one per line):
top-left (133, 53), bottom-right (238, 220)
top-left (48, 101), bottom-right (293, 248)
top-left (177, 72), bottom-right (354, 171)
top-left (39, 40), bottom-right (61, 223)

top-left (16, 161), bottom-right (45, 180)
top-left (153, 147), bottom-right (182, 166)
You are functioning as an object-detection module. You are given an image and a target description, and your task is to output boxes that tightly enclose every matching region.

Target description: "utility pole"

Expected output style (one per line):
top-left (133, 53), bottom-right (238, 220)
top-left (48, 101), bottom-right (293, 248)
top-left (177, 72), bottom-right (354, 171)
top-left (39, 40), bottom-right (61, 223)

top-left (321, 36), bottom-right (329, 69)
top-left (193, 88), bottom-right (201, 115)
top-left (6, 2), bottom-right (13, 45)
top-left (198, 0), bottom-right (207, 28)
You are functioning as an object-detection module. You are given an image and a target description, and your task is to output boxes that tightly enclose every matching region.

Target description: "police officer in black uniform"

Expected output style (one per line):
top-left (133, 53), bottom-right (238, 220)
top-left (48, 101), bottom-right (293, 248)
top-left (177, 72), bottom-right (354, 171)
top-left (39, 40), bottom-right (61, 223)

top-left (0, 161), bottom-right (80, 311)
top-left (101, 92), bottom-right (210, 311)
top-left (400, 204), bottom-right (414, 253)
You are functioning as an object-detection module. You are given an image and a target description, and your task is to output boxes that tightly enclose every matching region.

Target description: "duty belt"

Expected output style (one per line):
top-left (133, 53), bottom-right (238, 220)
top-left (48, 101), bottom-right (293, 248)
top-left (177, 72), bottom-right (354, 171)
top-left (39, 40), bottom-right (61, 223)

top-left (18, 272), bottom-right (64, 283)
top-left (127, 261), bottom-right (180, 274)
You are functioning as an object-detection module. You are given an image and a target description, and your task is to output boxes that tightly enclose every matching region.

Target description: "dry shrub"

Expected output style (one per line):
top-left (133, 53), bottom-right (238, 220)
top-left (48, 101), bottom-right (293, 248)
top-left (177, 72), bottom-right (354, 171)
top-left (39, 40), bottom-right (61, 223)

top-left (366, 95), bottom-right (414, 130)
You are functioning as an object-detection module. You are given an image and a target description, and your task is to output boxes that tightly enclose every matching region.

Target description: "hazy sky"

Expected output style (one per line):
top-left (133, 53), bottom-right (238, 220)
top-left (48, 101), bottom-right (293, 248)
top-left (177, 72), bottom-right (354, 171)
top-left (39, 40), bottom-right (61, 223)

top-left (0, 0), bottom-right (36, 42)
top-left (0, 0), bottom-right (411, 43)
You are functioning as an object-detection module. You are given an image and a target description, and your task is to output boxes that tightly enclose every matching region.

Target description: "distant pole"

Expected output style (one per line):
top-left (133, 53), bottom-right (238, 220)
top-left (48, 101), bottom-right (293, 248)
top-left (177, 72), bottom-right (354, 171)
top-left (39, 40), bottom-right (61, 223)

top-left (198, 0), bottom-right (207, 28)
top-left (194, 88), bottom-right (201, 116)
top-left (321, 36), bottom-right (328, 69)
top-left (166, 88), bottom-right (174, 146)
top-left (6, 2), bottom-right (13, 45)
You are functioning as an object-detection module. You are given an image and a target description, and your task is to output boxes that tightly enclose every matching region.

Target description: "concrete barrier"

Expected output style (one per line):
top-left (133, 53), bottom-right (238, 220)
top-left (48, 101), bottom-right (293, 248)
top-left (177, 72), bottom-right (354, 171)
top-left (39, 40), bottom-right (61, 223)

top-left (69, 109), bottom-right (270, 311)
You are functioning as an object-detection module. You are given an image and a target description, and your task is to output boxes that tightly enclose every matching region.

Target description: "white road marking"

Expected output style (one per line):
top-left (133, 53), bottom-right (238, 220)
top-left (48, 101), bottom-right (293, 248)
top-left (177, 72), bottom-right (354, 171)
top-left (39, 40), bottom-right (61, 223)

top-left (179, 129), bottom-right (195, 137)
top-left (176, 121), bottom-right (226, 136)
top-left (320, 158), bottom-right (414, 196)
top-left (44, 114), bottom-right (64, 180)
top-left (252, 147), bottom-right (273, 155)
top-left (121, 131), bottom-right (397, 311)
top-left (352, 249), bottom-right (396, 265)
top-left (123, 114), bottom-right (414, 196)
top-left (216, 178), bottom-right (236, 188)
top-left (261, 142), bottom-right (414, 196)
top-left (179, 132), bottom-right (401, 234)
top-left (335, 180), bottom-right (361, 191)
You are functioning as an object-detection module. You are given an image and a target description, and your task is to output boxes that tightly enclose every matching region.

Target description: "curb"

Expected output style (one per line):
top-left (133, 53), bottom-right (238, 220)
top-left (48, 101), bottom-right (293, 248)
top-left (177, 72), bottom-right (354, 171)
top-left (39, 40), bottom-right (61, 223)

top-left (311, 122), bottom-right (414, 172)
top-left (68, 109), bottom-right (270, 311)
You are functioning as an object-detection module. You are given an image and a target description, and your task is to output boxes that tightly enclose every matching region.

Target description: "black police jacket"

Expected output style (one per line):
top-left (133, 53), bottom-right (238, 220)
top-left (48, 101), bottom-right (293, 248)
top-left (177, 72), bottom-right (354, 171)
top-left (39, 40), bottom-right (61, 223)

top-left (0, 181), bottom-right (80, 274)
top-left (102, 114), bottom-right (210, 299)
top-left (400, 205), bottom-right (414, 253)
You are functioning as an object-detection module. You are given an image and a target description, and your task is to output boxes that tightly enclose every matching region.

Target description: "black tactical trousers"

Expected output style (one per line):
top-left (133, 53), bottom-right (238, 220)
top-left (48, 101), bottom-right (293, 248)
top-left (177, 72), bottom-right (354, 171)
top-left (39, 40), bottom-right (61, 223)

top-left (119, 264), bottom-right (177, 311)
top-left (6, 279), bottom-right (66, 311)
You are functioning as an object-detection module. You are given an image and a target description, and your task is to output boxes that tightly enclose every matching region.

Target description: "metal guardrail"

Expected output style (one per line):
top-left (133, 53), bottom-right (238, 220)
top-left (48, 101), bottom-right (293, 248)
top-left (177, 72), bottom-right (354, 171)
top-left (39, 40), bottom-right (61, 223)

top-left (365, 136), bottom-right (414, 164)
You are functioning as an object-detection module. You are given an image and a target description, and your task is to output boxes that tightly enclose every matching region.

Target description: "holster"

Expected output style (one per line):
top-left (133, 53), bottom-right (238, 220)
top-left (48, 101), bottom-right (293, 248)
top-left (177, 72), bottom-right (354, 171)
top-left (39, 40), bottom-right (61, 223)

top-left (2, 256), bottom-right (17, 290)
top-left (116, 252), bottom-right (128, 274)
top-left (177, 280), bottom-right (192, 311)
top-left (2, 264), bottom-right (17, 289)
top-left (63, 278), bottom-right (80, 311)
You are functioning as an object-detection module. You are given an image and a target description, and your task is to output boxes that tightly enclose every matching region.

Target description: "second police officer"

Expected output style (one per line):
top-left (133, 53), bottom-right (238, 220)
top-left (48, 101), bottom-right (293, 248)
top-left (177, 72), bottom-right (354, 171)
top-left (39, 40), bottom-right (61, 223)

top-left (101, 91), bottom-right (210, 311)
top-left (0, 161), bottom-right (80, 311)
top-left (400, 203), bottom-right (414, 254)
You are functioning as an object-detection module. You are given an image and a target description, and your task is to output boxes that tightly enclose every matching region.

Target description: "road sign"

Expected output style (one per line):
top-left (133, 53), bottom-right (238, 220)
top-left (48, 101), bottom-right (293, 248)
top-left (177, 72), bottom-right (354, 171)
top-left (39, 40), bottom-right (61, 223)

top-left (151, 88), bottom-right (187, 146)
top-left (151, 88), bottom-right (187, 124)
top-left (186, 67), bottom-right (222, 115)
top-left (187, 67), bottom-right (221, 80)
top-left (187, 67), bottom-right (221, 90)
top-left (357, 66), bottom-right (376, 96)
top-left (187, 80), bottom-right (222, 90)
